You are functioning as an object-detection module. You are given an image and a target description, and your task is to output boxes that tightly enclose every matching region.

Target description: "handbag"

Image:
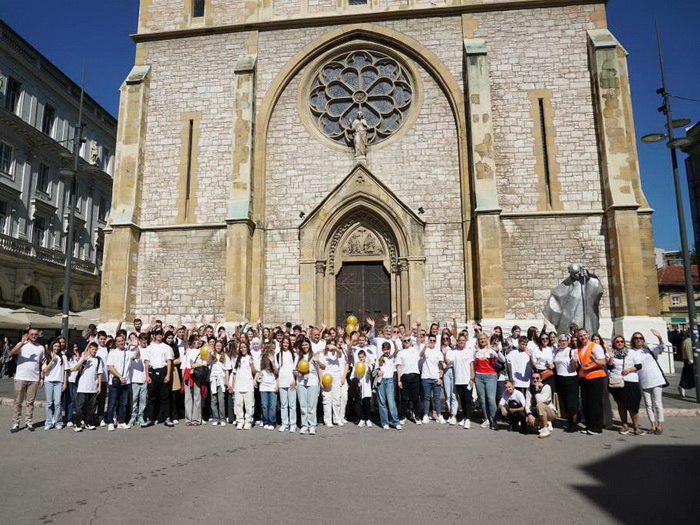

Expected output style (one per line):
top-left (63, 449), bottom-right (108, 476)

top-left (191, 355), bottom-right (208, 383)
top-left (540, 369), bottom-right (554, 381)
top-left (608, 375), bottom-right (624, 388)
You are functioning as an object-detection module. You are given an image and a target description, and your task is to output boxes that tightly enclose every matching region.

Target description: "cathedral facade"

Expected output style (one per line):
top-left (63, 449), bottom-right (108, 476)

top-left (101, 0), bottom-right (662, 334)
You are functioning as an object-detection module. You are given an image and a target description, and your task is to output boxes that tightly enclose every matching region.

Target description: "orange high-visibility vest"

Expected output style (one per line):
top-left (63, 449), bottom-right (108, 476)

top-left (578, 342), bottom-right (606, 380)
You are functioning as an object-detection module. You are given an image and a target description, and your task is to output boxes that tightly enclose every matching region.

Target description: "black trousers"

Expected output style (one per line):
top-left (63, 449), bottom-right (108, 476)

top-left (348, 378), bottom-right (371, 422)
top-left (74, 392), bottom-right (97, 427)
top-left (580, 376), bottom-right (605, 433)
top-left (506, 410), bottom-right (527, 433)
top-left (94, 385), bottom-right (107, 422)
top-left (399, 373), bottom-right (423, 420)
top-left (146, 367), bottom-right (170, 423)
top-left (555, 374), bottom-right (580, 420)
top-left (456, 384), bottom-right (473, 420)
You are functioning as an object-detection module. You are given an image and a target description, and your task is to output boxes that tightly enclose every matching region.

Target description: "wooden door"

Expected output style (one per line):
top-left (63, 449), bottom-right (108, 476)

top-left (335, 262), bottom-right (390, 326)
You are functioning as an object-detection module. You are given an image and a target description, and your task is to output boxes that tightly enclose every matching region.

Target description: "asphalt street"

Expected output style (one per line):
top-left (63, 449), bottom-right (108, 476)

top-left (1, 405), bottom-right (697, 525)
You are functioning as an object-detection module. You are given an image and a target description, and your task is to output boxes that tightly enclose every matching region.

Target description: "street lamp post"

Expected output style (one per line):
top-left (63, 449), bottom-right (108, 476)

top-left (59, 66), bottom-right (86, 338)
top-left (641, 23), bottom-right (699, 403)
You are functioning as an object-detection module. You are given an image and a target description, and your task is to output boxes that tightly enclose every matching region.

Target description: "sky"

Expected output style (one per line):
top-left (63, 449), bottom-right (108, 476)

top-left (1, 0), bottom-right (698, 251)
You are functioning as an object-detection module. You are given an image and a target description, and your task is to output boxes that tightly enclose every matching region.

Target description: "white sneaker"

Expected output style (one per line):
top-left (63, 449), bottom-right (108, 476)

top-left (481, 420), bottom-right (490, 429)
top-left (107, 423), bottom-right (115, 432)
top-left (337, 421), bottom-right (345, 427)
top-left (172, 419), bottom-right (179, 425)
top-left (366, 420), bottom-right (373, 428)
top-left (44, 424), bottom-right (53, 431)
top-left (278, 425), bottom-right (287, 432)
top-left (463, 419), bottom-right (471, 429)
top-left (437, 415), bottom-right (446, 424)
top-left (66, 421), bottom-right (73, 428)
top-left (243, 422), bottom-right (252, 430)
top-left (289, 426), bottom-right (296, 433)
top-left (99, 420), bottom-right (106, 427)
top-left (416, 419), bottom-right (422, 425)
top-left (396, 424), bottom-right (402, 430)
top-left (309, 427), bottom-right (316, 435)
top-left (400, 418), bottom-right (407, 425)
top-left (448, 416), bottom-right (457, 425)
top-left (255, 420), bottom-right (263, 427)
top-left (73, 426), bottom-right (82, 432)
top-left (422, 415), bottom-right (430, 424)
top-left (236, 423), bottom-right (243, 430)
top-left (547, 422), bottom-right (553, 431)
top-left (220, 421), bottom-right (227, 427)
top-left (299, 426), bottom-right (309, 434)
top-left (358, 420), bottom-right (366, 427)
top-left (55, 424), bottom-right (63, 431)
top-left (383, 425), bottom-right (390, 430)
top-left (211, 421), bottom-right (219, 426)
top-left (117, 423), bottom-right (130, 430)
top-left (539, 429), bottom-right (552, 439)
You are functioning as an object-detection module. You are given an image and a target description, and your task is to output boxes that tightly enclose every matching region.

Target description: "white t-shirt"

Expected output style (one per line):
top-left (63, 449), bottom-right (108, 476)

top-left (15, 342), bottom-right (44, 382)
top-left (395, 346), bottom-right (420, 376)
top-left (44, 354), bottom-right (67, 383)
top-left (77, 357), bottom-right (104, 394)
top-left (67, 356), bottom-right (80, 383)
top-left (352, 344), bottom-right (376, 365)
top-left (449, 347), bottom-right (473, 385)
top-left (297, 353), bottom-right (319, 387)
top-left (419, 346), bottom-right (444, 379)
top-left (378, 353), bottom-right (396, 378)
top-left (352, 357), bottom-right (374, 398)
top-left (638, 345), bottom-right (666, 389)
top-left (175, 337), bottom-right (187, 371)
top-left (106, 349), bottom-right (134, 384)
top-left (531, 346), bottom-right (553, 371)
top-left (499, 388), bottom-right (526, 408)
top-left (131, 345), bottom-right (146, 383)
top-left (96, 345), bottom-right (109, 381)
top-left (623, 349), bottom-right (644, 383)
top-left (553, 347), bottom-right (577, 377)
top-left (234, 355), bottom-right (256, 392)
top-left (310, 339), bottom-right (326, 354)
top-left (320, 351), bottom-right (345, 382)
top-left (145, 342), bottom-right (174, 369)
top-left (250, 347), bottom-right (263, 373)
top-left (507, 350), bottom-right (533, 388)
top-left (276, 351), bottom-right (298, 388)
top-left (259, 368), bottom-right (277, 392)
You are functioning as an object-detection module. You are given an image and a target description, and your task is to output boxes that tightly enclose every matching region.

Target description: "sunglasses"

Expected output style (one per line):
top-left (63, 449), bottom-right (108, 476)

top-left (632, 337), bottom-right (644, 341)
top-left (532, 377), bottom-right (541, 382)
top-left (614, 340), bottom-right (625, 344)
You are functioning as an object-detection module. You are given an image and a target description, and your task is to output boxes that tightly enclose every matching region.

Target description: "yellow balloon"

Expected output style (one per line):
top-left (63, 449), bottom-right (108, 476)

top-left (199, 347), bottom-right (209, 360)
top-left (346, 315), bottom-right (359, 326)
top-left (345, 324), bottom-right (358, 336)
top-left (355, 361), bottom-right (367, 377)
top-left (298, 359), bottom-right (310, 374)
top-left (322, 373), bottom-right (333, 388)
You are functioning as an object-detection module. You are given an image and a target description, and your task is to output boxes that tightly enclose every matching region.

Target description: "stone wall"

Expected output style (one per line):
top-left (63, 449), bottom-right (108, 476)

top-left (473, 5), bottom-right (602, 212)
top-left (501, 215), bottom-right (612, 320)
top-left (134, 228), bottom-right (226, 321)
top-left (138, 33), bottom-right (249, 226)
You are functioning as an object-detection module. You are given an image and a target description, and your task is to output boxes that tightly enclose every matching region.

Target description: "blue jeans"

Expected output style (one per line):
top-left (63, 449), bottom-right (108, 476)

top-left (279, 387), bottom-right (297, 428)
top-left (297, 384), bottom-right (319, 428)
top-left (475, 372), bottom-right (498, 420)
top-left (421, 378), bottom-right (441, 415)
top-left (64, 382), bottom-right (78, 424)
top-left (377, 374), bottom-right (399, 427)
top-left (260, 391), bottom-right (277, 426)
top-left (131, 383), bottom-right (147, 424)
top-left (106, 383), bottom-right (130, 424)
top-left (443, 368), bottom-right (458, 416)
top-left (44, 381), bottom-right (63, 427)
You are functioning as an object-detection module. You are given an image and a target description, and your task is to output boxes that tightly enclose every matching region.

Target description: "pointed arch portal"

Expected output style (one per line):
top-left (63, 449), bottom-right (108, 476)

top-left (299, 164), bottom-right (426, 326)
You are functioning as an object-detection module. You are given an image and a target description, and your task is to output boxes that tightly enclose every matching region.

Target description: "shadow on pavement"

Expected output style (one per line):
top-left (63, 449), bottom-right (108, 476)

top-left (574, 445), bottom-right (697, 524)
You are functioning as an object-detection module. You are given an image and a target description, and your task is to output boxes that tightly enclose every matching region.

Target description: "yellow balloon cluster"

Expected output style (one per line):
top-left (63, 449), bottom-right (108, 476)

top-left (354, 361), bottom-right (367, 377)
top-left (345, 315), bottom-right (359, 335)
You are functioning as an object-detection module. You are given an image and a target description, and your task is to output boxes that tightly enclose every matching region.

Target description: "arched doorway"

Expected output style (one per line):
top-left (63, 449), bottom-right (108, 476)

top-left (299, 165), bottom-right (426, 326)
top-left (22, 286), bottom-right (43, 307)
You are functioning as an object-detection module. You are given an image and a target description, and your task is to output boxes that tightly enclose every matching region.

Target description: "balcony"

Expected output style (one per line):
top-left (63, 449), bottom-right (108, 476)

top-left (0, 233), bottom-right (98, 275)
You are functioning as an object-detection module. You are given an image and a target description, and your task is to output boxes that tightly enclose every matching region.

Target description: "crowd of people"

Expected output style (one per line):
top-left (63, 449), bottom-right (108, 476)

top-left (7, 315), bottom-right (672, 438)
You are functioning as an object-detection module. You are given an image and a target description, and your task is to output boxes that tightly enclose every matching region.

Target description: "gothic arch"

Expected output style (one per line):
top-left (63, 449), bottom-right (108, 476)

top-left (299, 164), bottom-right (426, 325)
top-left (253, 23), bottom-right (469, 224)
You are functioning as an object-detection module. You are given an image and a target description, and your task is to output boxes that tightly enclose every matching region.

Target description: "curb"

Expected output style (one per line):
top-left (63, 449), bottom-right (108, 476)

top-left (1, 397), bottom-right (699, 415)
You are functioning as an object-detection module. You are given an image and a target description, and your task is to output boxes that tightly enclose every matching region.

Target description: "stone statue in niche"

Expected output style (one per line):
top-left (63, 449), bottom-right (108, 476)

top-left (543, 263), bottom-right (603, 335)
top-left (343, 228), bottom-right (384, 256)
top-left (90, 141), bottom-right (99, 165)
top-left (350, 111), bottom-right (369, 159)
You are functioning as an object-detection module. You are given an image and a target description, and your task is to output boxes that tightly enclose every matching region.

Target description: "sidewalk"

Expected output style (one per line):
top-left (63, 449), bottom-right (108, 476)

top-left (1, 372), bottom-right (697, 414)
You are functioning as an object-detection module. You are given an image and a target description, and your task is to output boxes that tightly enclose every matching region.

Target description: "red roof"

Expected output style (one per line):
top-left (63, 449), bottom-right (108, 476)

top-left (657, 265), bottom-right (700, 286)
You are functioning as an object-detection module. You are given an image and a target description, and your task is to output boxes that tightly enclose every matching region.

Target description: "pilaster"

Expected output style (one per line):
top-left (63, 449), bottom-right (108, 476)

top-left (99, 65), bottom-right (150, 323)
top-left (588, 29), bottom-right (653, 318)
top-left (464, 38), bottom-right (504, 319)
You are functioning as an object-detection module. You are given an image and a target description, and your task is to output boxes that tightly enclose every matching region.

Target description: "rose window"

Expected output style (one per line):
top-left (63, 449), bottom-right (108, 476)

top-left (309, 50), bottom-right (414, 147)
